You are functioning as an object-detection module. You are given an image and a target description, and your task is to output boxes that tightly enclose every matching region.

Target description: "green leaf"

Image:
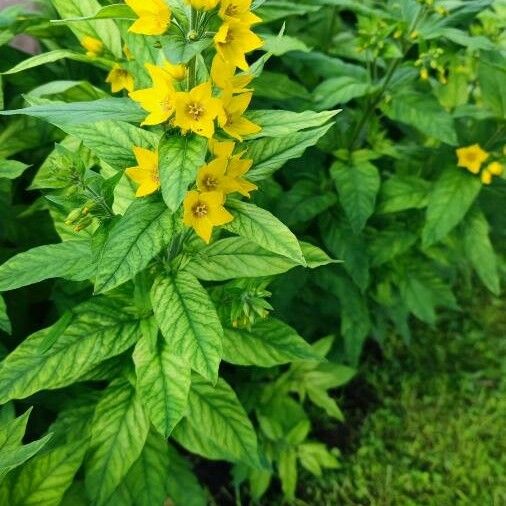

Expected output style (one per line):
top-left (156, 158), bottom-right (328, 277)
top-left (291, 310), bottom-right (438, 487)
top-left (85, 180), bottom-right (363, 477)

top-left (0, 159), bottom-right (30, 179)
top-left (331, 160), bottom-right (380, 233)
top-left (166, 444), bottom-right (207, 506)
top-left (0, 298), bottom-right (140, 403)
top-left (0, 295), bottom-right (10, 334)
top-left (85, 380), bottom-right (150, 506)
top-left (422, 167), bottom-right (481, 247)
top-left (478, 51), bottom-right (506, 118)
top-left (369, 230), bottom-right (417, 267)
top-left (162, 29), bottom-right (213, 64)
top-left (133, 333), bottom-right (191, 438)
top-left (60, 120), bottom-right (159, 171)
top-left (158, 134), bottom-right (207, 212)
top-left (313, 76), bottom-right (373, 110)
top-left (245, 110), bottom-right (339, 139)
top-left (225, 200), bottom-right (306, 265)
top-left (300, 242), bottom-right (339, 268)
top-left (2, 50), bottom-right (96, 75)
top-left (377, 175), bottom-right (431, 214)
top-left (278, 448), bottom-right (297, 500)
top-left (463, 209), bottom-right (500, 295)
top-left (383, 91), bottom-right (458, 145)
top-left (4, 441), bottom-right (87, 506)
top-left (51, 4), bottom-right (136, 23)
top-left (222, 318), bottom-right (317, 367)
top-left (0, 99), bottom-right (145, 126)
top-left (107, 431), bottom-right (170, 506)
top-left (260, 33), bottom-right (310, 56)
top-left (185, 237), bottom-right (301, 281)
top-left (151, 271), bottom-right (223, 383)
top-left (246, 124), bottom-right (334, 180)
top-left (95, 198), bottom-right (174, 293)
top-left (173, 376), bottom-right (260, 467)
top-left (0, 240), bottom-right (94, 292)
top-left (51, 0), bottom-right (122, 58)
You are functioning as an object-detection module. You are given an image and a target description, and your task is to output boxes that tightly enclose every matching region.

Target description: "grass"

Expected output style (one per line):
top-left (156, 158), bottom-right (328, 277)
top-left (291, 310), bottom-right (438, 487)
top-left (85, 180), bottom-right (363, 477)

top-left (297, 294), bottom-right (506, 506)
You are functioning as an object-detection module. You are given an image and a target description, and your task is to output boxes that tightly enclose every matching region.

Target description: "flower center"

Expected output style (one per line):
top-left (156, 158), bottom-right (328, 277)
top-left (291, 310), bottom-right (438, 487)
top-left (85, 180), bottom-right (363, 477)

top-left (466, 152), bottom-right (477, 162)
top-left (226, 4), bottom-right (239, 16)
top-left (187, 102), bottom-right (205, 121)
top-left (192, 201), bottom-right (208, 218)
top-left (203, 175), bottom-right (219, 190)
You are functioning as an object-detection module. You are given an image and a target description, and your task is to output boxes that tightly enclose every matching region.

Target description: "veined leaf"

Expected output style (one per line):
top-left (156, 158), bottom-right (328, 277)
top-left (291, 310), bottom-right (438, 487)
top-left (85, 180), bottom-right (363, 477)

top-left (0, 240), bottom-right (94, 292)
top-left (173, 376), bottom-right (260, 467)
top-left (0, 159), bottom-right (30, 179)
top-left (0, 295), bottom-right (10, 334)
top-left (222, 318), bottom-right (317, 367)
top-left (86, 380), bottom-right (150, 506)
top-left (463, 209), bottom-right (500, 295)
top-left (162, 28), bottom-right (213, 64)
top-left (60, 120), bottom-right (159, 171)
top-left (95, 198), bottom-right (174, 293)
top-left (51, 4), bottom-right (135, 23)
top-left (107, 431), bottom-right (170, 506)
top-left (422, 167), bottom-right (481, 247)
top-left (246, 124), bottom-right (334, 180)
top-left (0, 99), bottom-right (145, 126)
top-left (4, 440), bottom-right (87, 506)
top-left (151, 271), bottom-right (222, 383)
top-left (245, 110), bottom-right (339, 139)
top-left (225, 200), bottom-right (306, 265)
top-left (377, 175), bottom-right (431, 214)
top-left (478, 51), bottom-right (506, 118)
top-left (313, 76), bottom-right (373, 110)
top-left (2, 50), bottom-right (98, 75)
top-left (330, 160), bottom-right (380, 233)
top-left (383, 91), bottom-right (458, 145)
top-left (51, 0), bottom-right (122, 58)
top-left (133, 333), bottom-right (191, 438)
top-left (0, 298), bottom-right (140, 403)
top-left (158, 134), bottom-right (207, 212)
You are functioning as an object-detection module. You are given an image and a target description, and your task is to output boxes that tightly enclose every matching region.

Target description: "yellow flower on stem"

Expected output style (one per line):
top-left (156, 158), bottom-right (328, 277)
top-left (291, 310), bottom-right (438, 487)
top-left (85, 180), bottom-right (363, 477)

top-left (219, 92), bottom-right (261, 141)
top-left (81, 36), bottom-right (103, 57)
top-left (125, 0), bottom-right (171, 35)
top-left (456, 144), bottom-right (489, 174)
top-left (196, 155), bottom-right (257, 197)
top-left (173, 81), bottom-right (223, 138)
top-left (211, 55), bottom-right (252, 94)
top-left (162, 61), bottom-right (187, 81)
top-left (125, 147), bottom-right (160, 197)
top-left (106, 65), bottom-right (135, 93)
top-left (183, 190), bottom-right (233, 243)
top-left (129, 64), bottom-right (176, 126)
top-left (481, 161), bottom-right (504, 185)
top-left (219, 0), bottom-right (262, 25)
top-left (214, 20), bottom-right (263, 71)
top-left (186, 0), bottom-right (220, 10)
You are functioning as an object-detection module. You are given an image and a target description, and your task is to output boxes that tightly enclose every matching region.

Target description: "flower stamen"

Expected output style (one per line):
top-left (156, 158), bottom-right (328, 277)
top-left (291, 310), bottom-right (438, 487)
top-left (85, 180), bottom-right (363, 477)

top-left (192, 202), bottom-right (208, 218)
top-left (187, 102), bottom-right (205, 120)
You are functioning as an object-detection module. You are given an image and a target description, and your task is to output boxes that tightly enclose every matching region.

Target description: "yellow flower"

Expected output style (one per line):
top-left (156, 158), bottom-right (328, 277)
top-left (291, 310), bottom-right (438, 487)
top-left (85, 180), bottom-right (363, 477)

top-left (197, 155), bottom-right (257, 197)
top-left (81, 36), bottom-right (103, 57)
top-left (126, 0), bottom-right (171, 35)
top-left (219, 92), bottom-right (261, 141)
top-left (129, 64), bottom-right (176, 126)
top-left (481, 169), bottom-right (492, 185)
top-left (420, 68), bottom-right (429, 80)
top-left (173, 81), bottom-right (223, 138)
top-left (486, 161), bottom-right (504, 176)
top-left (106, 65), bottom-right (135, 93)
top-left (214, 20), bottom-right (263, 71)
top-left (456, 144), bottom-right (489, 174)
top-left (125, 147), bottom-right (160, 197)
top-left (211, 55), bottom-right (253, 94)
top-left (208, 139), bottom-right (235, 159)
top-left (183, 191), bottom-right (233, 243)
top-left (186, 0), bottom-right (220, 10)
top-left (163, 61), bottom-right (187, 81)
top-left (219, 0), bottom-right (262, 25)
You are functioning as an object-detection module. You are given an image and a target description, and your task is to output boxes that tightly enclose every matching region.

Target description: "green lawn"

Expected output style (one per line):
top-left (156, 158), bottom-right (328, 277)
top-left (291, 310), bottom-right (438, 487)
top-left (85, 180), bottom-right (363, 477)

top-left (298, 295), bottom-right (506, 506)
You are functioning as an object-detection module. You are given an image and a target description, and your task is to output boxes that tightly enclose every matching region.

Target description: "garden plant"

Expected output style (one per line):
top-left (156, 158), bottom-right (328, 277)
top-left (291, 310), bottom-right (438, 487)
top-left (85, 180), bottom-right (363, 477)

top-left (0, 0), bottom-right (504, 504)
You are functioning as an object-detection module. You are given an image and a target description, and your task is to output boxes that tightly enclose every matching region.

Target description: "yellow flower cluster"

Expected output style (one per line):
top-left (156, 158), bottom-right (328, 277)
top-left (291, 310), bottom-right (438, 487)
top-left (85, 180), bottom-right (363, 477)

top-left (456, 144), bottom-right (504, 185)
top-left (120, 0), bottom-right (262, 243)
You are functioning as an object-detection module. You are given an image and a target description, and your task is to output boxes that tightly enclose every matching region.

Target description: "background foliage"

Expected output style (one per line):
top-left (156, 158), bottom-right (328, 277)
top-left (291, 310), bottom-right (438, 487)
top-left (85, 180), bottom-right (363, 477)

top-left (0, 0), bottom-right (505, 504)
